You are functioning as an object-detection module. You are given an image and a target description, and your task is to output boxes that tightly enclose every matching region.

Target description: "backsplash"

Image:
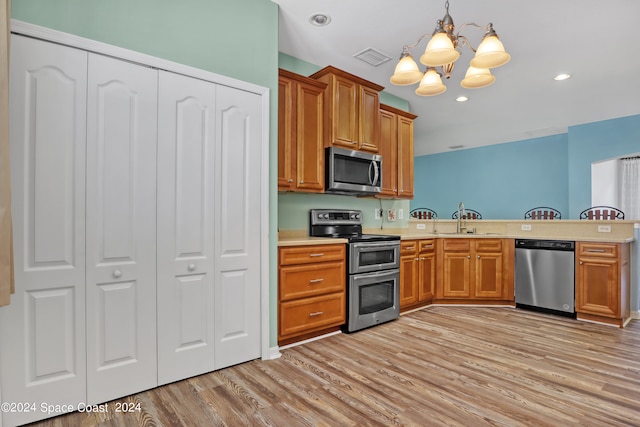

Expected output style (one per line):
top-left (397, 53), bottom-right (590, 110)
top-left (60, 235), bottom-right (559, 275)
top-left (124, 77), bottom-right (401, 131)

top-left (278, 192), bottom-right (410, 231)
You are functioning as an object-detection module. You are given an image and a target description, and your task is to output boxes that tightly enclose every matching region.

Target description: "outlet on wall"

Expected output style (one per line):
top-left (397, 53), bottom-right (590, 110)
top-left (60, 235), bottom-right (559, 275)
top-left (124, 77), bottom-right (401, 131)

top-left (374, 208), bottom-right (383, 219)
top-left (598, 225), bottom-right (611, 232)
top-left (387, 209), bottom-right (397, 222)
top-left (398, 209), bottom-right (404, 219)
top-left (521, 224), bottom-right (532, 231)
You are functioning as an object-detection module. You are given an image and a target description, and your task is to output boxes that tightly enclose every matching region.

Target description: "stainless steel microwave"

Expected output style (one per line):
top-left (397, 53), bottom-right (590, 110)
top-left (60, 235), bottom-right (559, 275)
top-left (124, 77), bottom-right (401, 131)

top-left (325, 147), bottom-right (382, 195)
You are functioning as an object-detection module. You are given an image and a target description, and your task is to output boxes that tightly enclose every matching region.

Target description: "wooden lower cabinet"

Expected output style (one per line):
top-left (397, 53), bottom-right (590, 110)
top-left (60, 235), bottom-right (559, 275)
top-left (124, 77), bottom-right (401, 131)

top-left (278, 244), bottom-right (346, 345)
top-left (576, 242), bottom-right (630, 327)
top-left (436, 238), bottom-right (514, 304)
top-left (400, 239), bottom-right (436, 312)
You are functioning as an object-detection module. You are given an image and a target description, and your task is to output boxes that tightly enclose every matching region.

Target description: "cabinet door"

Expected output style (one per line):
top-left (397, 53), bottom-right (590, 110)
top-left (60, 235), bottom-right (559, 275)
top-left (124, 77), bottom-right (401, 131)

top-left (358, 85), bottom-right (380, 153)
top-left (400, 254), bottom-right (419, 308)
top-left (474, 251), bottom-right (504, 299)
top-left (330, 75), bottom-right (358, 149)
top-left (1, 35), bottom-right (88, 427)
top-left (397, 115), bottom-right (414, 199)
top-left (576, 257), bottom-right (619, 317)
top-left (277, 76), bottom-right (294, 190)
top-left (295, 81), bottom-right (325, 192)
top-left (157, 71), bottom-right (216, 385)
top-left (213, 85), bottom-right (262, 369)
top-left (418, 241), bottom-right (436, 302)
top-left (441, 252), bottom-right (471, 298)
top-left (86, 53), bottom-right (158, 404)
top-left (377, 109), bottom-right (398, 196)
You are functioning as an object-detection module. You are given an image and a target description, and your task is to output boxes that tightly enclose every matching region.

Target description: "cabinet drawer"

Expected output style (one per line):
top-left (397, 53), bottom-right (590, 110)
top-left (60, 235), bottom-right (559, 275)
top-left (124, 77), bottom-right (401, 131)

top-left (578, 242), bottom-right (617, 258)
top-left (279, 262), bottom-right (345, 301)
top-left (279, 293), bottom-right (346, 337)
top-left (279, 244), bottom-right (346, 265)
top-left (442, 239), bottom-right (471, 252)
top-left (419, 239), bottom-right (436, 253)
top-left (401, 240), bottom-right (419, 255)
top-left (475, 239), bottom-right (503, 252)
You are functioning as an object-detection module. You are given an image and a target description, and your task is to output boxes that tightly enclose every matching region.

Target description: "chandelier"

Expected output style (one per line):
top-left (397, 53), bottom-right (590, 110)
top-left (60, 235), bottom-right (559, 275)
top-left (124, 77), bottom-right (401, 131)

top-left (390, 0), bottom-right (510, 96)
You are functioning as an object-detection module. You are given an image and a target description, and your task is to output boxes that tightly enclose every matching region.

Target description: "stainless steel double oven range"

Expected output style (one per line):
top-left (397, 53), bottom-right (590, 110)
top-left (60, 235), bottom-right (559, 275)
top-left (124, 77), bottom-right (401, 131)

top-left (310, 209), bottom-right (400, 332)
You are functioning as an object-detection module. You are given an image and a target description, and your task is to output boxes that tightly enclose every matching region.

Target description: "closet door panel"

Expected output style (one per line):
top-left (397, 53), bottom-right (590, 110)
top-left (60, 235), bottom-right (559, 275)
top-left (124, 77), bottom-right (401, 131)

top-left (86, 53), bottom-right (158, 404)
top-left (214, 86), bottom-right (262, 368)
top-left (157, 71), bottom-right (216, 385)
top-left (1, 35), bottom-right (88, 427)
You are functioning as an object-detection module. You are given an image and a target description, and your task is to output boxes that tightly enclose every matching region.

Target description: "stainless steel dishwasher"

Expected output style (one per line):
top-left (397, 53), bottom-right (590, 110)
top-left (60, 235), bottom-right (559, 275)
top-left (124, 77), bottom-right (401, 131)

top-left (515, 239), bottom-right (575, 316)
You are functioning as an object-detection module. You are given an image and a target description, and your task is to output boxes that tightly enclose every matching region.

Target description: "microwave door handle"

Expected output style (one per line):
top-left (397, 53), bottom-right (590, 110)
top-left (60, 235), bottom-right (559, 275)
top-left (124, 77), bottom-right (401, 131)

top-left (369, 160), bottom-right (379, 186)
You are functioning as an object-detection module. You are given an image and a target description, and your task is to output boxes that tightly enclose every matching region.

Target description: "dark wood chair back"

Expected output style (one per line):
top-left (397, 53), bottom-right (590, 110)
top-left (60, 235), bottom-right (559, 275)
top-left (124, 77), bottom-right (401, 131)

top-left (410, 208), bottom-right (437, 220)
top-left (451, 209), bottom-right (482, 220)
top-left (579, 206), bottom-right (625, 220)
top-left (524, 207), bottom-right (561, 220)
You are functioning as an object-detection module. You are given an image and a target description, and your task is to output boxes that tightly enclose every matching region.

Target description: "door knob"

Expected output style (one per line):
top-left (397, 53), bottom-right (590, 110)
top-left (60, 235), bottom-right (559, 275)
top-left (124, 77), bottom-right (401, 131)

top-left (188, 263), bottom-right (196, 271)
top-left (113, 270), bottom-right (122, 278)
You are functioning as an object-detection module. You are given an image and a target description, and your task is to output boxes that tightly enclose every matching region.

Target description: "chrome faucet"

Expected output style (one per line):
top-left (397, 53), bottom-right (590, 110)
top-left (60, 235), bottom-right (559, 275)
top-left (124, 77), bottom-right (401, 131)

top-left (457, 202), bottom-right (466, 233)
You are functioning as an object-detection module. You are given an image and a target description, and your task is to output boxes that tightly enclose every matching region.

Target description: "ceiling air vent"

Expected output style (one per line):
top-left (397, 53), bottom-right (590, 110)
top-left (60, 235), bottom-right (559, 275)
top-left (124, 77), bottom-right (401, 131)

top-left (353, 48), bottom-right (392, 67)
top-left (448, 145), bottom-right (465, 150)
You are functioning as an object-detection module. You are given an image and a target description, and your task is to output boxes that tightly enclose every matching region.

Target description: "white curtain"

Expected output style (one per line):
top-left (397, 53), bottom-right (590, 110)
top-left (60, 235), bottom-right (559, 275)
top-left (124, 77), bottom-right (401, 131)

top-left (0, 0), bottom-right (13, 307)
top-left (620, 157), bottom-right (640, 220)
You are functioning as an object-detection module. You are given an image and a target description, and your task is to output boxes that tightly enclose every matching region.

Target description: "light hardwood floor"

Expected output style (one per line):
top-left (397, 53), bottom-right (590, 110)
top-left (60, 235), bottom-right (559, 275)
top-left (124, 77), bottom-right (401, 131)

top-left (28, 307), bottom-right (640, 427)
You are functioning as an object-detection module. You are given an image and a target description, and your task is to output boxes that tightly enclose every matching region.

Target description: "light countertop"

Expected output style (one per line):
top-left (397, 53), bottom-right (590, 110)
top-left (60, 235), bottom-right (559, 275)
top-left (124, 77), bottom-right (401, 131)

top-left (279, 220), bottom-right (636, 246)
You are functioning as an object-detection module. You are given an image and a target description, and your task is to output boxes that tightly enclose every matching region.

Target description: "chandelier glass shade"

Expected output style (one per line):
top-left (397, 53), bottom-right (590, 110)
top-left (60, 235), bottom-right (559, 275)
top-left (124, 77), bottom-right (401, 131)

top-left (390, 0), bottom-right (510, 96)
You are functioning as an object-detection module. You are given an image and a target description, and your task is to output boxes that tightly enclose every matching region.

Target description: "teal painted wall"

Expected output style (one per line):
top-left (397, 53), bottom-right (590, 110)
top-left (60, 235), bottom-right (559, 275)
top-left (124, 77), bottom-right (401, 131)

top-left (413, 134), bottom-right (569, 219)
top-left (277, 53), bottom-right (412, 230)
top-left (413, 114), bottom-right (640, 220)
top-left (11, 0), bottom-right (282, 347)
top-left (568, 115), bottom-right (640, 217)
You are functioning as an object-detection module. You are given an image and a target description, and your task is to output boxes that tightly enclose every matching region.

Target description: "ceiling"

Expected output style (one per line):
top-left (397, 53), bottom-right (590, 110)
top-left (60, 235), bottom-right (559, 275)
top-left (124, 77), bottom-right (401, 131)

top-left (273, 0), bottom-right (640, 156)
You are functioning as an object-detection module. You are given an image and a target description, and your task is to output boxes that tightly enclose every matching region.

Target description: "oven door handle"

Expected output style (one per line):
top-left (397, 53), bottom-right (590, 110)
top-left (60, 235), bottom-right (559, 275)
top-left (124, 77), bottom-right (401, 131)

top-left (351, 241), bottom-right (399, 250)
top-left (351, 269), bottom-right (400, 281)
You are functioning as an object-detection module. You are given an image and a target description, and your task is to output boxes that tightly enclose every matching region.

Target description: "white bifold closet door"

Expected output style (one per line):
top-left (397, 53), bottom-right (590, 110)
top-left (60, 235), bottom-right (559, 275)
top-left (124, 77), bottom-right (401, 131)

top-left (0, 35), bottom-right (88, 427)
top-left (157, 71), bottom-right (216, 385)
top-left (85, 53), bottom-right (158, 404)
top-left (213, 85), bottom-right (262, 368)
top-left (156, 74), bottom-right (263, 383)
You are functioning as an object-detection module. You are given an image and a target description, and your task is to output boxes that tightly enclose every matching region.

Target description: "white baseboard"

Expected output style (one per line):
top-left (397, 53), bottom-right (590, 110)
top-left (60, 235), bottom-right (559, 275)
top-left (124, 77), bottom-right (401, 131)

top-left (631, 310), bottom-right (639, 320)
top-left (267, 346), bottom-right (282, 360)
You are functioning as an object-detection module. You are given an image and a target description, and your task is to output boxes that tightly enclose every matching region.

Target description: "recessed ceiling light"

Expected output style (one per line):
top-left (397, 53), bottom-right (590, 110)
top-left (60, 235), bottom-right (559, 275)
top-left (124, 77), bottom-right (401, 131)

top-left (456, 96), bottom-right (469, 102)
top-left (309, 13), bottom-right (331, 26)
top-left (554, 73), bottom-right (571, 81)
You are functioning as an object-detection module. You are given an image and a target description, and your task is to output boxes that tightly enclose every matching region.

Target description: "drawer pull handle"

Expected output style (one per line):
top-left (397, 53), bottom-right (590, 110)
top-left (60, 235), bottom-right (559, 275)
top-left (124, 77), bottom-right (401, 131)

top-left (423, 245), bottom-right (433, 249)
top-left (113, 270), bottom-right (122, 278)
top-left (188, 263), bottom-right (196, 271)
top-left (309, 253), bottom-right (324, 257)
top-left (406, 246), bottom-right (416, 250)
top-left (586, 249), bottom-right (606, 253)
top-left (309, 278), bottom-right (324, 283)
top-left (309, 311), bottom-right (324, 317)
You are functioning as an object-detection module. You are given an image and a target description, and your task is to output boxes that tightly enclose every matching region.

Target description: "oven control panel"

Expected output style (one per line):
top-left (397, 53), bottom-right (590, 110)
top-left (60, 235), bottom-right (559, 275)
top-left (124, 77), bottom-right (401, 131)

top-left (310, 209), bottom-right (362, 225)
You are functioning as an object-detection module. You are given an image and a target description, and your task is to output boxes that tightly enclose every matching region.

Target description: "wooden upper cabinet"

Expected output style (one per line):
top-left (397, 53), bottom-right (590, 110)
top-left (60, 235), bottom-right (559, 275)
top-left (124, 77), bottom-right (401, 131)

top-left (378, 108), bottom-right (398, 196)
top-left (310, 66), bottom-right (383, 153)
top-left (397, 114), bottom-right (415, 198)
top-left (377, 104), bottom-right (417, 199)
top-left (278, 69), bottom-right (327, 193)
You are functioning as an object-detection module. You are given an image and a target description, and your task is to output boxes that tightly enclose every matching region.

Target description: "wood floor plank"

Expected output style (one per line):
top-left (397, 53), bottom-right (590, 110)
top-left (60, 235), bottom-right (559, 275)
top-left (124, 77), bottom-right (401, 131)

top-left (25, 307), bottom-right (640, 427)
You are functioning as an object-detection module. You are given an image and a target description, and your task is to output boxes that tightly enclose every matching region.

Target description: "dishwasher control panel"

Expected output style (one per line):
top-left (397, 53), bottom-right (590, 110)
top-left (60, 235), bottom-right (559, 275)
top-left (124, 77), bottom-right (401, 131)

top-left (515, 239), bottom-right (574, 251)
